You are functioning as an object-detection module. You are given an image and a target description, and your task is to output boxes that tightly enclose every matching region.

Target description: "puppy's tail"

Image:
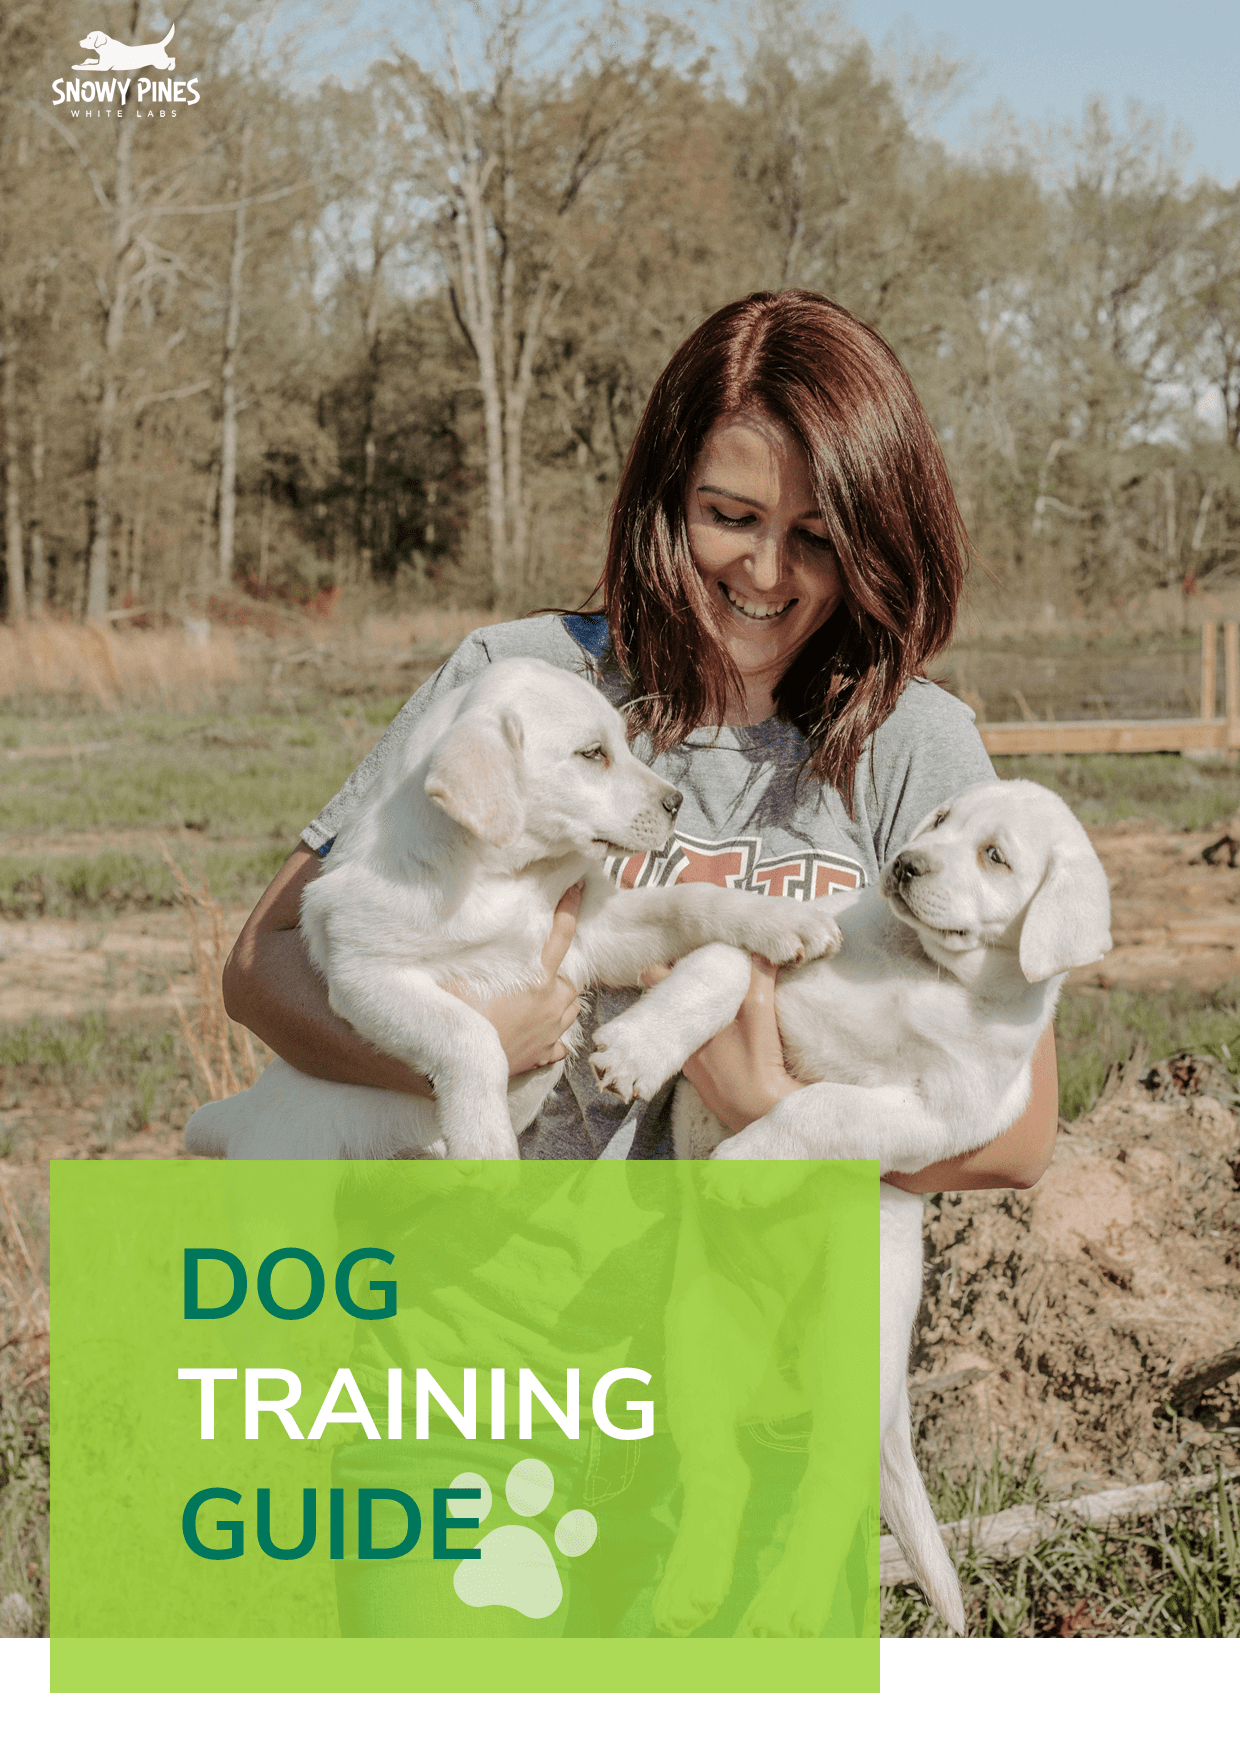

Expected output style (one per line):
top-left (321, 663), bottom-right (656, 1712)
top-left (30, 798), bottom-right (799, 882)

top-left (160, 23), bottom-right (176, 47)
top-left (880, 1388), bottom-right (966, 1635)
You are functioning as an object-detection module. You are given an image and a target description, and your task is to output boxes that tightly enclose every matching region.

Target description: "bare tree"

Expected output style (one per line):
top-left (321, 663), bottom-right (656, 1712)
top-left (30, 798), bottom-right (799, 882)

top-left (30, 2), bottom-right (306, 619)
top-left (217, 120), bottom-right (252, 594)
top-left (35, 28), bottom-right (202, 620)
top-left (1182, 186), bottom-right (1240, 450)
top-left (1, 297), bottom-right (26, 623)
top-left (315, 79), bottom-right (421, 585)
top-left (393, 1), bottom-right (679, 607)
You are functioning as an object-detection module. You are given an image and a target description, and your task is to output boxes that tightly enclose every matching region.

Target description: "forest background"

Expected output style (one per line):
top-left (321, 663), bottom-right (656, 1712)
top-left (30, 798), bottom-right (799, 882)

top-left (2, 0), bottom-right (1239, 632)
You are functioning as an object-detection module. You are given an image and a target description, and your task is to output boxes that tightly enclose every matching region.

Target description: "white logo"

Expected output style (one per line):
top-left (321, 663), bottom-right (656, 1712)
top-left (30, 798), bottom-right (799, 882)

top-left (450, 1461), bottom-right (598, 1620)
top-left (53, 24), bottom-right (200, 113)
top-left (73, 23), bottom-right (176, 71)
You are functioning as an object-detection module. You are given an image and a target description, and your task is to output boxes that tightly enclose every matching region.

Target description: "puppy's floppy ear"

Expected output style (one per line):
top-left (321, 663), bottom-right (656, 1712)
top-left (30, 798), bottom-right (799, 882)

top-left (425, 707), bottom-right (525, 846)
top-left (1019, 829), bottom-right (1112, 982)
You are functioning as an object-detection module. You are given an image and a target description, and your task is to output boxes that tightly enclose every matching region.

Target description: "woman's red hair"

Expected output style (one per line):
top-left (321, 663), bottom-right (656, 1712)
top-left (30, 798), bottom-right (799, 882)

top-left (601, 289), bottom-right (966, 806)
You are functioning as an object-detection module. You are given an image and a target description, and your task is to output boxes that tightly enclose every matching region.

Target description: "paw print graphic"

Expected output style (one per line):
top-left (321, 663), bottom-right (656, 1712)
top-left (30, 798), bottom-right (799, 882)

top-left (450, 1458), bottom-right (597, 1620)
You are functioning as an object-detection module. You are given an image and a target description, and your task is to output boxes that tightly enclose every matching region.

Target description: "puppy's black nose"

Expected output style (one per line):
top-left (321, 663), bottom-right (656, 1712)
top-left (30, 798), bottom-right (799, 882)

top-left (662, 789), bottom-right (683, 818)
top-left (892, 850), bottom-right (930, 885)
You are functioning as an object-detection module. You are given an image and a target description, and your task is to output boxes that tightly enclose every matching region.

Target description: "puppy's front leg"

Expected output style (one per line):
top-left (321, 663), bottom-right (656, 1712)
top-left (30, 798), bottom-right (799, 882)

top-left (326, 963), bottom-right (520, 1163)
top-left (588, 944), bottom-right (752, 1102)
top-left (580, 886), bottom-right (841, 989)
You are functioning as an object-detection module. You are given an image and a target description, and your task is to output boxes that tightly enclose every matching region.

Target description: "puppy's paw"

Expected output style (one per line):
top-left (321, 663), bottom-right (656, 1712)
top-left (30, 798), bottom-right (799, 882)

top-left (588, 1020), bottom-right (676, 1103)
top-left (442, 1125), bottom-right (521, 1164)
top-left (733, 900), bottom-right (843, 968)
top-left (653, 1543), bottom-right (733, 1637)
top-left (469, 1160), bottom-right (522, 1196)
top-left (699, 1160), bottom-right (766, 1207)
top-left (735, 1553), bottom-right (833, 1639)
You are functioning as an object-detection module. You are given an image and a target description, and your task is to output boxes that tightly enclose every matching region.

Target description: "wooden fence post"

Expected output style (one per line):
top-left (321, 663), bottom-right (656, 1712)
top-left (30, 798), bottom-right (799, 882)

top-left (1226, 621), bottom-right (1239, 755)
top-left (1201, 621), bottom-right (1216, 722)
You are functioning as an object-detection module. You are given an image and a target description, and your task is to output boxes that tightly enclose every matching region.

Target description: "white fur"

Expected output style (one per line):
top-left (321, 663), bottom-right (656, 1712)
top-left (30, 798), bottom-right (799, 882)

top-left (185, 658), bottom-right (840, 1180)
top-left (614, 780), bottom-right (1111, 1637)
top-left (73, 25), bottom-right (176, 71)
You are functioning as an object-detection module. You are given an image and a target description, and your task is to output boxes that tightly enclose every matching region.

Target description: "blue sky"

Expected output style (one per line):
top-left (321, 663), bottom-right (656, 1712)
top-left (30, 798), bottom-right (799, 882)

top-left (323, 1), bottom-right (1239, 186)
top-left (850, 0), bottom-right (1238, 183)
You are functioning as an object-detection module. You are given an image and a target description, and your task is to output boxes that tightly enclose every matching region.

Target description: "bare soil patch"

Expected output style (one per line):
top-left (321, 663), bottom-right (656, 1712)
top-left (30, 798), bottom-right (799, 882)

top-left (911, 1064), bottom-right (1240, 1493)
top-left (0, 909), bottom-right (252, 1026)
top-left (1073, 823), bottom-right (1240, 992)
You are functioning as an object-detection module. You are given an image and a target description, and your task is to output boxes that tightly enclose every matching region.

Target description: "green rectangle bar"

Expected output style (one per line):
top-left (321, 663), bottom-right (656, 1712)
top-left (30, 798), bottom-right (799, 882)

top-left (52, 1157), bottom-right (879, 1683)
top-left (51, 1636), bottom-right (878, 1693)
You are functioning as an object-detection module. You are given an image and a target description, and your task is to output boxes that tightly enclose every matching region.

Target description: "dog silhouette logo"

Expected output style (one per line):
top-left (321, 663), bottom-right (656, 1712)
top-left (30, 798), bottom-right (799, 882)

top-left (73, 23), bottom-right (176, 71)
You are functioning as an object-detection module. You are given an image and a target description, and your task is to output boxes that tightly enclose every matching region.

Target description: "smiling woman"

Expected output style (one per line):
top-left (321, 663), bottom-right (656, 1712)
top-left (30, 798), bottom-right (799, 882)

top-left (603, 290), bottom-right (964, 805)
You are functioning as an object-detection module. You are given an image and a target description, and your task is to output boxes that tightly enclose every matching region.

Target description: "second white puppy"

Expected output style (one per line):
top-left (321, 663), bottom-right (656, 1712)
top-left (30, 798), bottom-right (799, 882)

top-left (588, 779), bottom-right (1111, 1637)
top-left (185, 658), bottom-right (839, 1168)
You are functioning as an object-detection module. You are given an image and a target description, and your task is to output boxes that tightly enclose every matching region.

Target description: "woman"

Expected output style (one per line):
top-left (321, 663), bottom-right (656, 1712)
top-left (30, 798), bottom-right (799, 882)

top-left (223, 289), bottom-right (1057, 1184)
top-left (224, 289), bottom-right (1056, 1640)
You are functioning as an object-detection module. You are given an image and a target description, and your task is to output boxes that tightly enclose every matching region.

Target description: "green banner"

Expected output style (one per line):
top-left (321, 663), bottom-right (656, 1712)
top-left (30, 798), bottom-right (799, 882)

top-left (51, 1158), bottom-right (879, 1692)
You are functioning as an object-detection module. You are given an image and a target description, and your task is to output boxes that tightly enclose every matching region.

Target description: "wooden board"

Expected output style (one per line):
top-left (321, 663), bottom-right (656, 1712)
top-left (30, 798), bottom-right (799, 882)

top-left (980, 718), bottom-right (1237, 756)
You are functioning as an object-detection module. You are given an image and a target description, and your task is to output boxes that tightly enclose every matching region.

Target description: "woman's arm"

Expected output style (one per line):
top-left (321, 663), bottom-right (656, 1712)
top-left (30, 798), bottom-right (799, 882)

top-left (222, 848), bottom-right (584, 1092)
top-left (881, 1026), bottom-right (1059, 1193)
top-left (668, 956), bottom-right (1059, 1193)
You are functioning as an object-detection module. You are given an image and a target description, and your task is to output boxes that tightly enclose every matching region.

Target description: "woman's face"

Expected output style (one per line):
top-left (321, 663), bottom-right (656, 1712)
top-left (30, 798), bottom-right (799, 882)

top-left (684, 410), bottom-right (843, 720)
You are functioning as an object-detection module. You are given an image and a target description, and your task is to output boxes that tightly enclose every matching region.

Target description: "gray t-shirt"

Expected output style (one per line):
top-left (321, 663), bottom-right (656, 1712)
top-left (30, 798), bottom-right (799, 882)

top-left (302, 613), bottom-right (994, 1160)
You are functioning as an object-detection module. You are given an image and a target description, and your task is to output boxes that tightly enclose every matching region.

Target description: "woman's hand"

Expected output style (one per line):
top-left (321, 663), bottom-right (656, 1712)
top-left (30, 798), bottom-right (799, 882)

top-left (642, 953), bottom-right (804, 1132)
top-left (457, 882), bottom-right (584, 1075)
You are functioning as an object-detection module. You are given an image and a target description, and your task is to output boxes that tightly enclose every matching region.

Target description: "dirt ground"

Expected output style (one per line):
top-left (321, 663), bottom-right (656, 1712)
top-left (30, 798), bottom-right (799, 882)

top-left (912, 1062), bottom-right (1240, 1491)
top-left (1072, 823), bottom-right (1240, 992)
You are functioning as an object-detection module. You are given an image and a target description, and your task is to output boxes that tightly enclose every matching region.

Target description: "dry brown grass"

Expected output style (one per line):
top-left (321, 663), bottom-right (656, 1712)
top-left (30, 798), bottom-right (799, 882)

top-left (0, 620), bottom-right (241, 707)
top-left (359, 607), bottom-right (502, 652)
top-left (163, 851), bottom-right (268, 1101)
top-left (0, 1173), bottom-right (48, 1639)
top-left (0, 1184), bottom-right (47, 1402)
top-left (0, 610), bottom-right (504, 709)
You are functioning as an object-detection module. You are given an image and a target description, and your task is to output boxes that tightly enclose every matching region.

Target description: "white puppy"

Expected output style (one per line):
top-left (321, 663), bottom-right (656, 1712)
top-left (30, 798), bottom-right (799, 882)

top-left (185, 659), bottom-right (839, 1171)
top-left (74, 25), bottom-right (176, 71)
top-left (588, 780), bottom-right (1111, 1636)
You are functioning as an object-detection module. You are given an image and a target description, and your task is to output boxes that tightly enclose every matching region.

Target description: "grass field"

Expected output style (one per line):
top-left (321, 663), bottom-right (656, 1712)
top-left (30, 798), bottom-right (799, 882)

top-left (882, 1453), bottom-right (1240, 1637)
top-left (0, 700), bottom-right (404, 917)
top-left (991, 751), bottom-right (1240, 832)
top-left (2, 667), bottom-right (1239, 1640)
top-left (1056, 982), bottom-right (1240, 1119)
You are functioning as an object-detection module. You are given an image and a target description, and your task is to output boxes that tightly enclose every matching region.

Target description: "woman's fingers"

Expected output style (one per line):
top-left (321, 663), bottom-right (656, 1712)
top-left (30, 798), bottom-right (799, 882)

top-left (680, 953), bottom-right (803, 1132)
top-left (450, 884), bottom-right (585, 1076)
top-left (640, 962), bottom-right (673, 988)
top-left (536, 988), bottom-right (582, 1065)
top-left (528, 883), bottom-right (584, 1065)
top-left (541, 880), bottom-right (584, 977)
top-left (745, 954), bottom-right (780, 1008)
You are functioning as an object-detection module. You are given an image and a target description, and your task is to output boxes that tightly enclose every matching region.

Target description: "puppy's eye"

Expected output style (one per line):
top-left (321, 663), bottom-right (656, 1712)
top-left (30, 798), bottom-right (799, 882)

top-left (932, 810), bottom-right (949, 829)
top-left (577, 744), bottom-right (608, 764)
top-left (984, 845), bottom-right (1008, 868)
